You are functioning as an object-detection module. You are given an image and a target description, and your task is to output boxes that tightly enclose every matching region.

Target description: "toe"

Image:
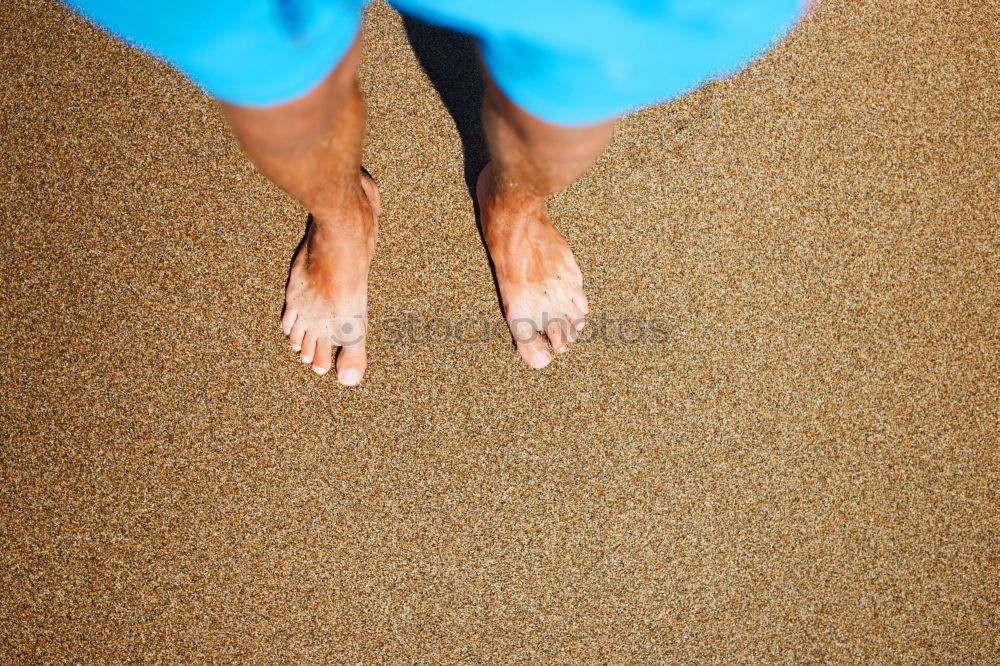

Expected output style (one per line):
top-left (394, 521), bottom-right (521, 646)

top-left (573, 293), bottom-right (590, 316)
top-left (281, 308), bottom-right (298, 336)
top-left (289, 317), bottom-right (307, 351)
top-left (300, 330), bottom-right (317, 364)
top-left (517, 337), bottom-right (552, 369)
top-left (564, 298), bottom-right (587, 330)
top-left (564, 303), bottom-right (586, 335)
top-left (336, 341), bottom-right (367, 386)
top-left (511, 318), bottom-right (550, 368)
top-left (546, 318), bottom-right (571, 354)
top-left (563, 313), bottom-right (580, 343)
top-left (312, 335), bottom-right (333, 375)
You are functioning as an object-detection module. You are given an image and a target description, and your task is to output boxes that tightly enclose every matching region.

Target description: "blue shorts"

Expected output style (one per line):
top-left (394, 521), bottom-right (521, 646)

top-left (64, 0), bottom-right (804, 127)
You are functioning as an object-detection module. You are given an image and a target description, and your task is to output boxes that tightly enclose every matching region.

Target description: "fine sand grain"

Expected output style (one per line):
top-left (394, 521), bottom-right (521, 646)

top-left (1, 0), bottom-right (997, 661)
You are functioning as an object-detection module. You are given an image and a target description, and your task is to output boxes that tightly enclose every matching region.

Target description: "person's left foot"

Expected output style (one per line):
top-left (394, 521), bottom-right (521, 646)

top-left (477, 163), bottom-right (589, 368)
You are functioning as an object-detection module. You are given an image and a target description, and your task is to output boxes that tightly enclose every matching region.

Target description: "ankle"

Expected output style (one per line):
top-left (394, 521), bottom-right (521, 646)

top-left (479, 163), bottom-right (547, 220)
top-left (312, 177), bottom-right (371, 222)
top-left (312, 204), bottom-right (373, 244)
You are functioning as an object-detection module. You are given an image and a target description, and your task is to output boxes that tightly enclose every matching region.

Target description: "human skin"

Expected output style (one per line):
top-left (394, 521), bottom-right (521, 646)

top-left (221, 33), bottom-right (612, 383)
top-left (477, 74), bottom-right (612, 368)
top-left (222, 37), bottom-right (377, 386)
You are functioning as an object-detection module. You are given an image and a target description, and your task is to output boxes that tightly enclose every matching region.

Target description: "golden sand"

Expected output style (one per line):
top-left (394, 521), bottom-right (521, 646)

top-left (1, 0), bottom-right (997, 660)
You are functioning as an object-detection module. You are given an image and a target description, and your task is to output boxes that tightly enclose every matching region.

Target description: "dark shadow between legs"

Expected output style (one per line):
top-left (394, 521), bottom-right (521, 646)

top-left (401, 14), bottom-right (509, 337)
top-left (401, 15), bottom-right (488, 201)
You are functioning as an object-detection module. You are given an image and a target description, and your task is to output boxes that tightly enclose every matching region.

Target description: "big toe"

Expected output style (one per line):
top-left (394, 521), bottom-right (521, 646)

top-left (511, 318), bottom-right (551, 369)
top-left (336, 342), bottom-right (367, 386)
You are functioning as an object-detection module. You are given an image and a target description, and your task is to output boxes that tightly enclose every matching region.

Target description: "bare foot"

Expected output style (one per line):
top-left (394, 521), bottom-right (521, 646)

top-left (280, 171), bottom-right (380, 385)
top-left (476, 163), bottom-right (589, 369)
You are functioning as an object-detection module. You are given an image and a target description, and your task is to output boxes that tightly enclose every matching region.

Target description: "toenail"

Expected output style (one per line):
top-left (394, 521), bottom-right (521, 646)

top-left (555, 345), bottom-right (568, 353)
top-left (312, 365), bottom-right (329, 376)
top-left (291, 343), bottom-right (301, 352)
top-left (531, 351), bottom-right (550, 367)
top-left (300, 355), bottom-right (312, 363)
top-left (339, 368), bottom-right (362, 386)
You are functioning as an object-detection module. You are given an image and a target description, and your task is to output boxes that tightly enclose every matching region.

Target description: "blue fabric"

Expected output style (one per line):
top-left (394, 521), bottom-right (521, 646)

top-left (64, 0), bottom-right (804, 124)
top-left (65, 0), bottom-right (362, 108)
top-left (394, 0), bottom-right (804, 125)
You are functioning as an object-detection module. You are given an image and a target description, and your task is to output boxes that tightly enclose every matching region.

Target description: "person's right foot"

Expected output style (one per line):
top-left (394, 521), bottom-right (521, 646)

top-left (280, 171), bottom-right (380, 385)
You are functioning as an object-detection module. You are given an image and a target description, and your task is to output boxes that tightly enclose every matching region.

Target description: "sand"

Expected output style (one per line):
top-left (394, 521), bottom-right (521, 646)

top-left (1, 0), bottom-right (997, 661)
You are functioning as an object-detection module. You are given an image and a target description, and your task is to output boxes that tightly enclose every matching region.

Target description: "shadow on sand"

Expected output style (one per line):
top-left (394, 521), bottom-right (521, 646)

top-left (401, 14), bottom-right (509, 332)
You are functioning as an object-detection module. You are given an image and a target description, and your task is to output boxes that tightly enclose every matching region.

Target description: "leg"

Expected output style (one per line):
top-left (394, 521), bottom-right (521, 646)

top-left (220, 37), bottom-right (379, 386)
top-left (413, 0), bottom-right (805, 369)
top-left (477, 75), bottom-right (615, 368)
